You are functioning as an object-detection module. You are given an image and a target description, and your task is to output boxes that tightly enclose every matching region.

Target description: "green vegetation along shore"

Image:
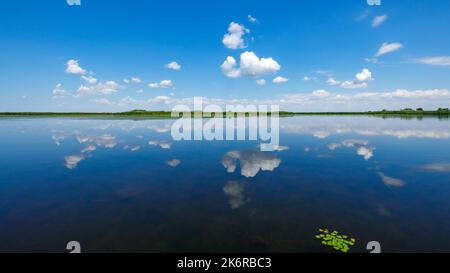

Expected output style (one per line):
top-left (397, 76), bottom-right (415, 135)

top-left (0, 108), bottom-right (449, 118)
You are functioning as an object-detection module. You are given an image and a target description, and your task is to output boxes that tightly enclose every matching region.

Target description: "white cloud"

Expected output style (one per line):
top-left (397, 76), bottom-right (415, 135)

top-left (52, 83), bottom-right (68, 98)
top-left (355, 68), bottom-right (372, 82)
top-left (326, 78), bottom-right (341, 86)
top-left (221, 51), bottom-right (281, 78)
top-left (378, 172), bottom-right (406, 187)
top-left (411, 56), bottom-right (450, 66)
top-left (166, 159), bottom-right (181, 167)
top-left (420, 163), bottom-right (450, 172)
top-left (65, 155), bottom-right (85, 170)
top-left (65, 59), bottom-right (87, 75)
top-left (256, 79), bottom-right (266, 86)
top-left (222, 22), bottom-right (249, 49)
top-left (223, 181), bottom-right (247, 209)
top-left (149, 140), bottom-right (172, 149)
top-left (77, 80), bottom-right (119, 95)
top-left (380, 88), bottom-right (450, 99)
top-left (357, 146), bottom-right (374, 160)
top-left (375, 42), bottom-right (404, 57)
top-left (248, 15), bottom-right (258, 23)
top-left (123, 145), bottom-right (141, 152)
top-left (165, 61), bottom-right (181, 70)
top-left (372, 14), bottom-right (387, 27)
top-left (148, 80), bottom-right (173, 89)
top-left (77, 134), bottom-right (118, 148)
top-left (123, 79), bottom-right (130, 84)
top-left (342, 139), bottom-right (369, 147)
top-left (338, 69), bottom-right (372, 89)
top-left (66, 0), bottom-right (81, 6)
top-left (82, 75), bottom-right (98, 85)
top-left (340, 81), bottom-right (368, 89)
top-left (81, 145), bottom-right (96, 154)
top-left (273, 76), bottom-right (289, 83)
top-left (222, 150), bottom-right (281, 178)
top-left (313, 131), bottom-right (330, 139)
top-left (312, 89), bottom-right (330, 98)
top-left (131, 77), bottom-right (142, 83)
top-left (328, 143), bottom-right (342, 150)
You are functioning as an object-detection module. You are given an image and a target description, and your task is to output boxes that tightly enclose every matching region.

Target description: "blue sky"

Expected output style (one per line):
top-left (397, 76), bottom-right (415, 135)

top-left (0, 0), bottom-right (449, 112)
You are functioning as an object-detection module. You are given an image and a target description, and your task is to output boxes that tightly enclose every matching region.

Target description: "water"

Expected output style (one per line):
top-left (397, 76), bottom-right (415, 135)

top-left (0, 116), bottom-right (449, 253)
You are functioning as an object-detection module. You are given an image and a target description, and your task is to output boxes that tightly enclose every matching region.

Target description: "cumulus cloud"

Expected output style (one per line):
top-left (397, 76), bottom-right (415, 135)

top-left (355, 68), bottom-right (372, 82)
top-left (148, 80), bottom-right (173, 89)
top-left (273, 76), bottom-right (289, 83)
top-left (65, 155), bottom-right (85, 170)
top-left (326, 78), bottom-right (341, 86)
top-left (66, 0), bottom-right (81, 6)
top-left (165, 61), bottom-right (181, 70)
top-left (357, 146), bottom-right (375, 160)
top-left (77, 134), bottom-right (118, 148)
top-left (375, 42), bottom-right (404, 57)
top-left (166, 159), bottom-right (181, 167)
top-left (372, 14), bottom-right (387, 27)
top-left (378, 172), bottom-right (406, 187)
top-left (77, 81), bottom-right (119, 95)
top-left (339, 68), bottom-right (372, 89)
top-left (221, 51), bottom-right (281, 78)
top-left (336, 139), bottom-right (375, 160)
top-left (222, 22), bottom-right (249, 49)
top-left (222, 150), bottom-right (281, 178)
top-left (223, 181), bottom-right (247, 209)
top-left (411, 56), bottom-right (450, 66)
top-left (65, 59), bottom-right (87, 75)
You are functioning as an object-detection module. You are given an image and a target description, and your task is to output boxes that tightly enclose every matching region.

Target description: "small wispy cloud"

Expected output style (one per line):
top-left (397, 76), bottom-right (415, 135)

top-left (375, 42), bottom-right (404, 57)
top-left (378, 172), bottom-right (406, 187)
top-left (248, 15), bottom-right (258, 24)
top-left (255, 79), bottom-right (266, 86)
top-left (66, 0), bottom-right (81, 6)
top-left (273, 76), bottom-right (288, 84)
top-left (411, 56), bottom-right (450, 66)
top-left (372, 14), bottom-right (388, 27)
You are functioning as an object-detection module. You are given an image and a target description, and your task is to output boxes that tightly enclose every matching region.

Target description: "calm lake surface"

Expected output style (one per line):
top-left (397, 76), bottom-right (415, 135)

top-left (1, 116), bottom-right (450, 253)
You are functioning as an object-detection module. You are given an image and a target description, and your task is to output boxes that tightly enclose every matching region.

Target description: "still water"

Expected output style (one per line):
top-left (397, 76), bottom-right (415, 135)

top-left (0, 116), bottom-right (449, 253)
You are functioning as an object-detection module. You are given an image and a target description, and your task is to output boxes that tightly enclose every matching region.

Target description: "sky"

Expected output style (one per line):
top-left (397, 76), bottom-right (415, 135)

top-left (0, 0), bottom-right (449, 112)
